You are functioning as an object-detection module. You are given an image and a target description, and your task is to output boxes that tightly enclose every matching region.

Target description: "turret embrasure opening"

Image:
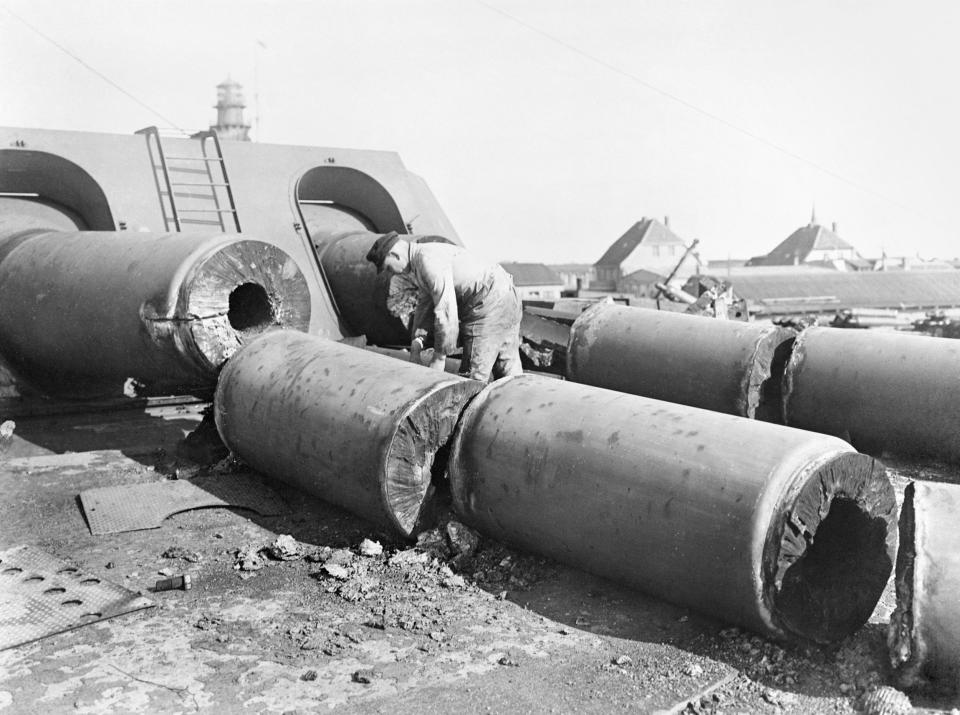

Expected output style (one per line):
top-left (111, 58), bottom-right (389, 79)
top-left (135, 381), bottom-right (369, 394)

top-left (764, 452), bottom-right (897, 643)
top-left (228, 282), bottom-right (275, 332)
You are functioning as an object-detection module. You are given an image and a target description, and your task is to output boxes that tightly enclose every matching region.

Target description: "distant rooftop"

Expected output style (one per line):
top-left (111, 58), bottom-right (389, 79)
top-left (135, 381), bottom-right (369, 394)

top-left (500, 262), bottom-right (563, 286)
top-left (748, 221), bottom-right (857, 266)
top-left (725, 269), bottom-right (960, 313)
top-left (595, 217), bottom-right (686, 267)
top-left (549, 263), bottom-right (594, 273)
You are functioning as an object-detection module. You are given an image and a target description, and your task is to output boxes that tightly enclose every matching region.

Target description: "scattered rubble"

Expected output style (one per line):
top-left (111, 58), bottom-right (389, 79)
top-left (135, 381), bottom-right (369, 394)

top-left (267, 534), bottom-right (304, 560)
top-left (0, 420), bottom-right (14, 456)
top-left (162, 546), bottom-right (202, 563)
top-left (352, 668), bottom-right (379, 684)
top-left (445, 520), bottom-right (480, 557)
top-left (234, 544), bottom-right (267, 572)
top-left (359, 538), bottom-right (383, 557)
top-left (322, 563), bottom-right (350, 581)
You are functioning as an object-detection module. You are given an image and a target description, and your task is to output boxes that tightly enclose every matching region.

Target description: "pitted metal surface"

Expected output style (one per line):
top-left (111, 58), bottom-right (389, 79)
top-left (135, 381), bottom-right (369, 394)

top-left (0, 544), bottom-right (153, 650)
top-left (80, 474), bottom-right (289, 535)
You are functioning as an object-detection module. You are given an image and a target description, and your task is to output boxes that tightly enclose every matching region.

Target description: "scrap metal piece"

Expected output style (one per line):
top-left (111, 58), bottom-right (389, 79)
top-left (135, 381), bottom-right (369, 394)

top-left (783, 327), bottom-right (960, 460)
top-left (79, 474), bottom-right (289, 535)
top-left (448, 375), bottom-right (897, 643)
top-left (154, 574), bottom-right (193, 592)
top-left (0, 230), bottom-right (311, 397)
top-left (567, 303), bottom-right (796, 421)
top-left (214, 330), bottom-right (483, 538)
top-left (890, 481), bottom-right (960, 695)
top-left (0, 545), bottom-right (153, 650)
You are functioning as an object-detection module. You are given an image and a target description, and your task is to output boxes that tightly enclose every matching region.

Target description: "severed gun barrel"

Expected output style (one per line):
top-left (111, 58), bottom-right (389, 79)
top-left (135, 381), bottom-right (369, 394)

top-left (447, 374), bottom-right (897, 643)
top-left (214, 330), bottom-right (482, 538)
top-left (567, 303), bottom-right (795, 422)
top-left (783, 327), bottom-right (960, 461)
top-left (890, 481), bottom-right (960, 695)
top-left (0, 229), bottom-right (311, 397)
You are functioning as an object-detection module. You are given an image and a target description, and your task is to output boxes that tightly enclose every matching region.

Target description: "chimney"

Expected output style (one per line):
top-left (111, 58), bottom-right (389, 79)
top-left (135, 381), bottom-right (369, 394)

top-left (664, 215), bottom-right (670, 227)
top-left (832, 222), bottom-right (838, 233)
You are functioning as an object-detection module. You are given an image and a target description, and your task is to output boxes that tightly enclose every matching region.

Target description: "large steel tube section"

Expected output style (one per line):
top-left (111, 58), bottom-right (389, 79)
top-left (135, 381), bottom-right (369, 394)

top-left (316, 231), bottom-right (409, 345)
top-left (317, 231), bottom-right (456, 346)
top-left (448, 375), bottom-right (897, 643)
top-left (890, 481), bottom-right (960, 695)
top-left (214, 330), bottom-right (483, 538)
top-left (0, 230), bottom-right (311, 397)
top-left (783, 327), bottom-right (960, 460)
top-left (567, 303), bottom-right (795, 421)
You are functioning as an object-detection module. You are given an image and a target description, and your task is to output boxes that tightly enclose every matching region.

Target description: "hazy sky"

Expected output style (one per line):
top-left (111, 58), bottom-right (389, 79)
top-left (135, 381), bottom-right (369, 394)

top-left (2, 0), bottom-right (958, 266)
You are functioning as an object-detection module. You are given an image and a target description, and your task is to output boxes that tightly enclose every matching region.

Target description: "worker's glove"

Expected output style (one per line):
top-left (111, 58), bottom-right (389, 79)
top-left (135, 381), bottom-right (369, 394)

top-left (409, 336), bottom-right (424, 364)
top-left (428, 353), bottom-right (447, 371)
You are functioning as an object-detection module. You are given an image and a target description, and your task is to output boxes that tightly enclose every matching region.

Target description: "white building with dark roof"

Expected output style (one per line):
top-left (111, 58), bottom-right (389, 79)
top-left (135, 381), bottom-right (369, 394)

top-left (747, 215), bottom-right (866, 270)
top-left (593, 217), bottom-right (695, 294)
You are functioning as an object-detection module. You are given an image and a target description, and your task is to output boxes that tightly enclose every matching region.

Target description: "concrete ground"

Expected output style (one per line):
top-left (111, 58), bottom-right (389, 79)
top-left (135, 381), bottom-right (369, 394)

top-left (0, 400), bottom-right (957, 714)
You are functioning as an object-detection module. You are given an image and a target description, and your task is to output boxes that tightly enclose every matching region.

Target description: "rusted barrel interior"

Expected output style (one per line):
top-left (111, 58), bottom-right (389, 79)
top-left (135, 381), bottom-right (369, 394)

top-left (890, 481), bottom-right (960, 695)
top-left (214, 330), bottom-right (482, 538)
top-left (448, 375), bottom-right (897, 642)
top-left (783, 327), bottom-right (960, 460)
top-left (0, 230), bottom-right (311, 397)
top-left (567, 303), bottom-right (796, 421)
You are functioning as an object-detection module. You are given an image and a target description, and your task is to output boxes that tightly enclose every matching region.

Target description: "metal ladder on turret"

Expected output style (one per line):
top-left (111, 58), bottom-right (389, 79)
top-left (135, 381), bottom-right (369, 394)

top-left (136, 126), bottom-right (241, 233)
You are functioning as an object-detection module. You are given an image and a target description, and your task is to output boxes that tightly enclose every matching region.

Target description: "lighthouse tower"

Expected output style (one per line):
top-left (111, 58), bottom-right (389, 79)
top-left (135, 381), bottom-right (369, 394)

top-left (210, 78), bottom-right (251, 141)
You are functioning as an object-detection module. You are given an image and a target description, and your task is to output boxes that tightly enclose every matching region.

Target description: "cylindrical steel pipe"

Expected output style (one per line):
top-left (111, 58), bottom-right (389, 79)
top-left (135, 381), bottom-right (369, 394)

top-left (214, 330), bottom-right (482, 538)
top-left (783, 327), bottom-right (960, 460)
top-left (890, 481), bottom-right (960, 695)
top-left (0, 230), bottom-right (311, 397)
top-left (448, 375), bottom-right (897, 642)
top-left (316, 231), bottom-right (408, 345)
top-left (567, 304), bottom-right (795, 421)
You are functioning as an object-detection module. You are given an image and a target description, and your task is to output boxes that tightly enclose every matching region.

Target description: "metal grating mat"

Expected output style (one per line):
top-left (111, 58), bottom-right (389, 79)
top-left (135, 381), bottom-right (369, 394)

top-left (80, 474), bottom-right (289, 535)
top-left (0, 544), bottom-right (153, 650)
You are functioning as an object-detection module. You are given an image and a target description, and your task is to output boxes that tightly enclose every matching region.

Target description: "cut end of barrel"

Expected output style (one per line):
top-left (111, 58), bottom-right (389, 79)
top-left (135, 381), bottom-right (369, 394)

top-left (384, 380), bottom-right (483, 539)
top-left (751, 330), bottom-right (796, 424)
top-left (764, 452), bottom-right (897, 643)
top-left (185, 240), bottom-right (312, 370)
top-left (889, 482), bottom-right (919, 686)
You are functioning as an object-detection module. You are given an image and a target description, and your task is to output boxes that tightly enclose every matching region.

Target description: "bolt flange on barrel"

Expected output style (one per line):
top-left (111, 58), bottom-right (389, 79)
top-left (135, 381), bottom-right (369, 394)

top-left (448, 375), bottom-right (897, 642)
top-left (214, 331), bottom-right (483, 538)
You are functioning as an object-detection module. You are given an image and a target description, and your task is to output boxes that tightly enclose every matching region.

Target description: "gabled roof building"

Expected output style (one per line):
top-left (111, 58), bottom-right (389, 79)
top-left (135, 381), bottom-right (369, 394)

top-left (747, 215), bottom-right (864, 270)
top-left (593, 217), bottom-right (693, 291)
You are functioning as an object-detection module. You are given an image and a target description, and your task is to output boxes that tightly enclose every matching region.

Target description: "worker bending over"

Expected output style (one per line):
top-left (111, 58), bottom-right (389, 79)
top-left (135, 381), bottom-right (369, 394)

top-left (366, 232), bottom-right (522, 382)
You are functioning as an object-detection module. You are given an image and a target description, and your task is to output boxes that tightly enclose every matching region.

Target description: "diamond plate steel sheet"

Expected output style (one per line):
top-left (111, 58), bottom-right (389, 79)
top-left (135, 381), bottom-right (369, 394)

top-left (80, 474), bottom-right (289, 535)
top-left (0, 544), bottom-right (153, 650)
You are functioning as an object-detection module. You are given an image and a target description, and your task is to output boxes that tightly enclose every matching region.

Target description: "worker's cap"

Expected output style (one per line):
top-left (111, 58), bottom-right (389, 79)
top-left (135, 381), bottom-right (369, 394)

top-left (365, 232), bottom-right (401, 273)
